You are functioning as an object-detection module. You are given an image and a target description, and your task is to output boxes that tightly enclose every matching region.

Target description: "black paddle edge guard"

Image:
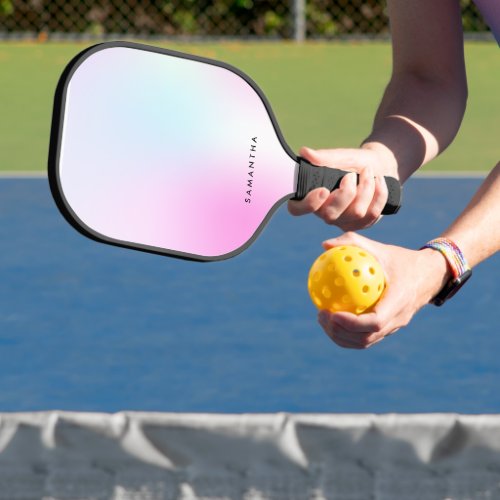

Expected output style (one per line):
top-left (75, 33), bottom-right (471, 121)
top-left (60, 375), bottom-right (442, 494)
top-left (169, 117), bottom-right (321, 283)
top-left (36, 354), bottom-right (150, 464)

top-left (293, 157), bottom-right (402, 215)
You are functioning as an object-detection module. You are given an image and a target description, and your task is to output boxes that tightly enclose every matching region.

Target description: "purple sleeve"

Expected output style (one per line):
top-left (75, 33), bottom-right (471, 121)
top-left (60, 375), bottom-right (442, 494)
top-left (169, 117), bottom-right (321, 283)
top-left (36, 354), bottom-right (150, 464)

top-left (473, 0), bottom-right (500, 45)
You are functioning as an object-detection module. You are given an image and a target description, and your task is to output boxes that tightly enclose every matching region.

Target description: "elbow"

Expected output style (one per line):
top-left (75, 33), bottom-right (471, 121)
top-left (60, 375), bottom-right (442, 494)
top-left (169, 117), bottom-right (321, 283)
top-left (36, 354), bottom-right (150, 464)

top-left (395, 67), bottom-right (467, 102)
top-left (392, 69), bottom-right (468, 129)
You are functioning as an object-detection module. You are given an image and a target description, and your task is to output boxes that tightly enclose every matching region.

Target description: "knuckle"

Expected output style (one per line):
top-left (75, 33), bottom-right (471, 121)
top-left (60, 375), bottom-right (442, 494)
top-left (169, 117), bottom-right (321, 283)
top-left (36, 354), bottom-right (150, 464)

top-left (343, 183), bottom-right (357, 198)
top-left (340, 176), bottom-right (357, 195)
top-left (359, 339), bottom-right (371, 349)
top-left (401, 315), bottom-right (411, 328)
top-left (350, 205), bottom-right (367, 219)
top-left (325, 214), bottom-right (340, 225)
top-left (366, 205), bottom-right (382, 220)
top-left (331, 337), bottom-right (347, 348)
top-left (362, 333), bottom-right (380, 348)
top-left (319, 208), bottom-right (340, 225)
top-left (371, 319), bottom-right (385, 332)
top-left (360, 170), bottom-right (373, 186)
top-left (376, 175), bottom-right (389, 194)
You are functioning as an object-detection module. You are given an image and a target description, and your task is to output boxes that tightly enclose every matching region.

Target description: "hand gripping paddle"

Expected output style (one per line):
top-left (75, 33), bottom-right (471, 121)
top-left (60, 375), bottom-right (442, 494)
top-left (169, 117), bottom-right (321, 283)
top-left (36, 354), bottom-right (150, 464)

top-left (48, 41), bottom-right (401, 261)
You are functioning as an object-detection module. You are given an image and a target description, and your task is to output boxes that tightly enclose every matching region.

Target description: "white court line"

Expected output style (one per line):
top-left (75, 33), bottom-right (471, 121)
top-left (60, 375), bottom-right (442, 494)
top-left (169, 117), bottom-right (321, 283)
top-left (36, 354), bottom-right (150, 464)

top-left (414, 170), bottom-right (487, 178)
top-left (0, 171), bottom-right (47, 178)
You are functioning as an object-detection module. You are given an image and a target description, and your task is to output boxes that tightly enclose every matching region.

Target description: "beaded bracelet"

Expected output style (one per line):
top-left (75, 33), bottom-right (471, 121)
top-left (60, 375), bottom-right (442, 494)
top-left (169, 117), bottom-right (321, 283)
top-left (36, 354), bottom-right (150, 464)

top-left (420, 237), bottom-right (472, 306)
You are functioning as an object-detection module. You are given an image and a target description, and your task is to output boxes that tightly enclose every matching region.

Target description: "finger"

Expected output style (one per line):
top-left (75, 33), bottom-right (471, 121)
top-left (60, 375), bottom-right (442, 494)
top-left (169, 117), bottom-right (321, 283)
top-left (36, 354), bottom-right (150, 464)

top-left (315, 172), bottom-right (357, 224)
top-left (363, 174), bottom-right (389, 224)
top-left (322, 325), bottom-right (365, 349)
top-left (329, 327), bottom-right (380, 349)
top-left (364, 335), bottom-right (386, 348)
top-left (331, 318), bottom-right (390, 349)
top-left (331, 323), bottom-right (372, 348)
top-left (298, 146), bottom-right (325, 166)
top-left (329, 311), bottom-right (385, 335)
top-left (342, 165), bottom-right (376, 221)
top-left (319, 311), bottom-right (372, 348)
top-left (288, 187), bottom-right (330, 216)
top-left (332, 289), bottom-right (403, 339)
top-left (331, 336), bottom-right (365, 349)
top-left (319, 310), bottom-right (391, 349)
top-left (361, 328), bottom-right (399, 348)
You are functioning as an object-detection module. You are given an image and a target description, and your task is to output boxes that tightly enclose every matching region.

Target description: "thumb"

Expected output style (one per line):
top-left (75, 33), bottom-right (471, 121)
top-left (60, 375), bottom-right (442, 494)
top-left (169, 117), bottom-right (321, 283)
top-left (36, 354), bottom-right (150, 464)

top-left (322, 231), bottom-right (369, 250)
top-left (299, 146), bottom-right (324, 165)
top-left (299, 147), bottom-right (366, 171)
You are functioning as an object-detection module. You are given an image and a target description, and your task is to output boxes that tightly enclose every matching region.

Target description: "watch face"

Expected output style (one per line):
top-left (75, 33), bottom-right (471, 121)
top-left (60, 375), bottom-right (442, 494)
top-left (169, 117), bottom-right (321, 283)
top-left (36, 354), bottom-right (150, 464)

top-left (432, 269), bottom-right (472, 306)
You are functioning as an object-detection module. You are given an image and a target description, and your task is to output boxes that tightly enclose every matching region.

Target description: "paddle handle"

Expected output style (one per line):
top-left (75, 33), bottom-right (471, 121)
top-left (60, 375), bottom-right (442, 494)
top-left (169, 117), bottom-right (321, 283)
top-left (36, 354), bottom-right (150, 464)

top-left (293, 157), bottom-right (402, 215)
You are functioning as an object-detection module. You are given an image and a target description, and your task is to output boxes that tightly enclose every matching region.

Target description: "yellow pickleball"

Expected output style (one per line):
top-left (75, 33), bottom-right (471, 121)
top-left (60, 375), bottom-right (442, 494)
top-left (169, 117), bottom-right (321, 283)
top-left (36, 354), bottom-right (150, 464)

top-left (308, 245), bottom-right (385, 314)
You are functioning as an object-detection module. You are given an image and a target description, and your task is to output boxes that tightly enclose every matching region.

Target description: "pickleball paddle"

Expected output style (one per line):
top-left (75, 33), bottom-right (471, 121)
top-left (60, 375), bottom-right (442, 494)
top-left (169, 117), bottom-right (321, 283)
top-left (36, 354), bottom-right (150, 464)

top-left (48, 41), bottom-right (401, 261)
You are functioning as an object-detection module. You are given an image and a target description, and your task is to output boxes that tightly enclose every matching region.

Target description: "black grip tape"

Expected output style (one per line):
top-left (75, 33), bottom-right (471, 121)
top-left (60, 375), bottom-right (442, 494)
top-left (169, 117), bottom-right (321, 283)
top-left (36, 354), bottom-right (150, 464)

top-left (293, 157), bottom-right (402, 215)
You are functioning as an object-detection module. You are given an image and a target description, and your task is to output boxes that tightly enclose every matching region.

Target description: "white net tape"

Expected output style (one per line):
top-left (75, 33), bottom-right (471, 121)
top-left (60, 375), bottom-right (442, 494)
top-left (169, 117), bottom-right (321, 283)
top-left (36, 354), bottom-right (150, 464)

top-left (0, 412), bottom-right (500, 499)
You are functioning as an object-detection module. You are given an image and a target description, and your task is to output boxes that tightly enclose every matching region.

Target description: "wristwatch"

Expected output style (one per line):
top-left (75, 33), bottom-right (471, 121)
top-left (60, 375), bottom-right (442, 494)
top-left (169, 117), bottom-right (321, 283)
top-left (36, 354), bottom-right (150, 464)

top-left (421, 238), bottom-right (472, 306)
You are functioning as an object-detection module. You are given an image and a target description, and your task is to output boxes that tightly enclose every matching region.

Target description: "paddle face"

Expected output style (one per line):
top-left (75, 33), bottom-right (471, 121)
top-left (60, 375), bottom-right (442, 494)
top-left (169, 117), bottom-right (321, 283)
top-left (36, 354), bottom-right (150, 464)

top-left (49, 41), bottom-right (298, 261)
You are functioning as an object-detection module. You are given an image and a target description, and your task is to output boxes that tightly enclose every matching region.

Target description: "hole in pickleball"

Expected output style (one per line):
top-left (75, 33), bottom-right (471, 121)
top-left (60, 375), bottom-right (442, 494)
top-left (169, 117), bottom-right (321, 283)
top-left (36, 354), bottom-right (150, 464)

top-left (352, 269), bottom-right (360, 277)
top-left (313, 271), bottom-right (321, 282)
top-left (359, 252), bottom-right (366, 257)
top-left (344, 256), bottom-right (352, 262)
top-left (313, 294), bottom-right (322, 307)
top-left (322, 286), bottom-right (332, 299)
top-left (327, 264), bottom-right (335, 272)
top-left (378, 284), bottom-right (382, 291)
top-left (356, 306), bottom-right (366, 314)
top-left (362, 285), bottom-right (369, 293)
top-left (342, 295), bottom-right (351, 304)
top-left (334, 277), bottom-right (344, 286)
top-left (369, 267), bottom-right (375, 275)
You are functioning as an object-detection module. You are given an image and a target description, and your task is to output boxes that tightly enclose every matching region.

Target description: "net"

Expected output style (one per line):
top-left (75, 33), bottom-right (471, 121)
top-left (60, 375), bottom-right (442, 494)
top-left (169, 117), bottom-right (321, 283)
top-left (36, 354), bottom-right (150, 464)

top-left (1, 412), bottom-right (500, 499)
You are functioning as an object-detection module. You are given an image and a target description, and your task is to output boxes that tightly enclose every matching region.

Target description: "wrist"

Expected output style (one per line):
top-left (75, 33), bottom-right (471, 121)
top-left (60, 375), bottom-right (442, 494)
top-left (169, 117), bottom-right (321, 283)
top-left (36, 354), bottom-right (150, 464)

top-left (417, 248), bottom-right (453, 303)
top-left (361, 141), bottom-right (399, 178)
top-left (420, 238), bottom-right (472, 306)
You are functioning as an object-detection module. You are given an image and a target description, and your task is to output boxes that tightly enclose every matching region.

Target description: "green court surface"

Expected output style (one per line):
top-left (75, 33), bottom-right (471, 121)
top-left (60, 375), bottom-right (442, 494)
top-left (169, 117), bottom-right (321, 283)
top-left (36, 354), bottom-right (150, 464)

top-left (0, 41), bottom-right (497, 172)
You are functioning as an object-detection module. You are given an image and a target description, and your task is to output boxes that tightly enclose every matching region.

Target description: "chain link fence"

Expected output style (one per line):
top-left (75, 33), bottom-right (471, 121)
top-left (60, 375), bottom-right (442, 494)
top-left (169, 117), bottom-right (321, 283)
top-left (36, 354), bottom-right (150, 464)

top-left (0, 0), bottom-right (491, 40)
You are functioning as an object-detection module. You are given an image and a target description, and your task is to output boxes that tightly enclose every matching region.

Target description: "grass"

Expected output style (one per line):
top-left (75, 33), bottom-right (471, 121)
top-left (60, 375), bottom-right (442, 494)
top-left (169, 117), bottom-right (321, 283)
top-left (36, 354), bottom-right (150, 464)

top-left (0, 40), bottom-right (497, 172)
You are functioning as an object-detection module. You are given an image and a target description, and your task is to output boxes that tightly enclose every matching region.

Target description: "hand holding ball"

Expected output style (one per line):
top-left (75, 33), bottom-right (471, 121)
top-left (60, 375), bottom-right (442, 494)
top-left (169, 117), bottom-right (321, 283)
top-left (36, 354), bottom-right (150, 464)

top-left (308, 245), bottom-right (385, 314)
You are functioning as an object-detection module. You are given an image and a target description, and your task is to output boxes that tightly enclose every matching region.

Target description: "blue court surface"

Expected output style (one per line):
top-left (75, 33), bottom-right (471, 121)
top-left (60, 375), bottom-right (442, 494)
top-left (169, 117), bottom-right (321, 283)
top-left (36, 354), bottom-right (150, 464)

top-left (0, 177), bottom-right (498, 413)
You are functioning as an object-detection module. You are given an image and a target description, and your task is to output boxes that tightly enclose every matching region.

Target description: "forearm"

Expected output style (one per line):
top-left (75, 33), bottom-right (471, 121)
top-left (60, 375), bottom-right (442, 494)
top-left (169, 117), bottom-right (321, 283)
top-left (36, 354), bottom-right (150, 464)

top-left (441, 162), bottom-right (500, 267)
top-left (418, 162), bottom-right (500, 303)
top-left (362, 73), bottom-right (467, 182)
top-left (361, 0), bottom-right (467, 183)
